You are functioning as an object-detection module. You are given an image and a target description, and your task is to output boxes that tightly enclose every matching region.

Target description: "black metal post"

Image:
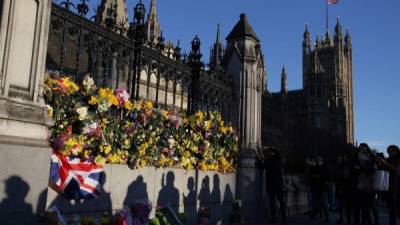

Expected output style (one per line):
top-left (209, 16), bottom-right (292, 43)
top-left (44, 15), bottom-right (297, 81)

top-left (75, 0), bottom-right (89, 79)
top-left (129, 0), bottom-right (146, 99)
top-left (155, 33), bottom-right (165, 105)
top-left (188, 35), bottom-right (203, 114)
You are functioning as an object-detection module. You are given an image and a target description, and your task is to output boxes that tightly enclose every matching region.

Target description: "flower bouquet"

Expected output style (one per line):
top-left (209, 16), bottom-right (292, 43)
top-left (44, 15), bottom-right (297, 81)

top-left (44, 72), bottom-right (239, 173)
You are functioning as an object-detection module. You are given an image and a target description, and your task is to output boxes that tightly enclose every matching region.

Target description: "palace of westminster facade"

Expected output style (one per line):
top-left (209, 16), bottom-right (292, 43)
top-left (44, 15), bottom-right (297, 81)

top-left (47, 0), bottom-right (355, 163)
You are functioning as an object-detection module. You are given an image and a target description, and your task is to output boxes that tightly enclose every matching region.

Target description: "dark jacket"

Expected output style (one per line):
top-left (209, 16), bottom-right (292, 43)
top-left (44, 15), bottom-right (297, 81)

top-left (264, 154), bottom-right (283, 192)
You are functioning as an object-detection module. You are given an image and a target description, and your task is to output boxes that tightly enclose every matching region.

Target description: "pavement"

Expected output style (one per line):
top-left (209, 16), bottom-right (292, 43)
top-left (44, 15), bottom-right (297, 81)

top-left (251, 207), bottom-right (390, 225)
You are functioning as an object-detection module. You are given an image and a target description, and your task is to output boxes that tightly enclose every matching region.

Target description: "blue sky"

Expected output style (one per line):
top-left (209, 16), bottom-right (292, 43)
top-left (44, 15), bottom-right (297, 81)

top-left (87, 0), bottom-right (400, 152)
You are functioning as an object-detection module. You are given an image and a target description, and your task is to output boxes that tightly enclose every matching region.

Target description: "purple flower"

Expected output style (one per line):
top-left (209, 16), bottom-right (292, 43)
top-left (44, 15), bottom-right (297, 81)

top-left (52, 134), bottom-right (67, 151)
top-left (198, 146), bottom-right (206, 154)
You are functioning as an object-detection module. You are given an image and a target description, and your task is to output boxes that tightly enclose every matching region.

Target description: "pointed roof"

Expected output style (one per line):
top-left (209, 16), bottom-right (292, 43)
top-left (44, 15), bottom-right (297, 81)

top-left (216, 23), bottom-right (221, 44)
top-left (149, 0), bottom-right (157, 16)
top-left (226, 13), bottom-right (259, 42)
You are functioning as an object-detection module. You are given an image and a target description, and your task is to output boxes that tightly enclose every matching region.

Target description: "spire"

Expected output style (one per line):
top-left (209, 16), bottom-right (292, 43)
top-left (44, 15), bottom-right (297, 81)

top-left (210, 23), bottom-right (223, 72)
top-left (345, 28), bottom-right (352, 51)
top-left (325, 30), bottom-right (332, 47)
top-left (345, 28), bottom-right (351, 43)
top-left (281, 66), bottom-right (288, 94)
top-left (146, 0), bottom-right (161, 44)
top-left (150, 0), bottom-right (156, 12)
top-left (335, 17), bottom-right (342, 35)
top-left (226, 13), bottom-right (260, 42)
top-left (304, 23), bottom-right (310, 39)
top-left (216, 23), bottom-right (221, 44)
top-left (303, 23), bottom-right (311, 54)
top-left (315, 34), bottom-right (321, 49)
top-left (96, 0), bottom-right (129, 29)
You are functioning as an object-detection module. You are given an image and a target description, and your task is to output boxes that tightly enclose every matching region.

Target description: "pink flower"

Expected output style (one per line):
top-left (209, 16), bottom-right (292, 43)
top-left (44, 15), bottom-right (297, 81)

top-left (114, 88), bottom-right (130, 106)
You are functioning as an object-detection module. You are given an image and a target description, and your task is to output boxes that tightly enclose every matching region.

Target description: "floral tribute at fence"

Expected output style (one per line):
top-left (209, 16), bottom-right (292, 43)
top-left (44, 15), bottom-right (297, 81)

top-left (43, 73), bottom-right (239, 173)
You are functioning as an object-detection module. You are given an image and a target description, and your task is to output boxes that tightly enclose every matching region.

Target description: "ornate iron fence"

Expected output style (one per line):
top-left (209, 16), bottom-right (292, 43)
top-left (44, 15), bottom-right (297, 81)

top-left (46, 1), bottom-right (233, 120)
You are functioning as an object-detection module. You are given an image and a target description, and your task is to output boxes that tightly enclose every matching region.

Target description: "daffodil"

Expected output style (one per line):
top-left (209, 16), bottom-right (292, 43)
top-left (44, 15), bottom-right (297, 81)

top-left (88, 96), bottom-right (99, 105)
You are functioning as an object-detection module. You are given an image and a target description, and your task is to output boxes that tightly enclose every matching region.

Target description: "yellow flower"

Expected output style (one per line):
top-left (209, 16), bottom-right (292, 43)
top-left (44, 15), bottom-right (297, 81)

top-left (192, 134), bottom-right (200, 143)
top-left (63, 77), bottom-right (79, 95)
top-left (101, 118), bottom-right (109, 126)
top-left (145, 100), bottom-right (153, 110)
top-left (161, 110), bottom-right (169, 119)
top-left (138, 143), bottom-right (149, 156)
top-left (220, 126), bottom-right (228, 135)
top-left (183, 151), bottom-right (191, 158)
top-left (189, 145), bottom-right (198, 153)
top-left (180, 157), bottom-right (192, 170)
top-left (195, 111), bottom-right (204, 122)
top-left (215, 112), bottom-right (222, 122)
top-left (139, 159), bottom-right (147, 167)
top-left (133, 101), bottom-right (142, 110)
top-left (207, 163), bottom-right (217, 171)
top-left (107, 153), bottom-right (119, 164)
top-left (108, 95), bottom-right (119, 107)
top-left (198, 161), bottom-right (207, 171)
top-left (83, 150), bottom-right (90, 160)
top-left (64, 137), bottom-right (84, 156)
top-left (125, 100), bottom-right (133, 110)
top-left (101, 144), bottom-right (112, 154)
top-left (46, 105), bottom-right (53, 118)
top-left (94, 155), bottom-right (106, 165)
top-left (123, 139), bottom-right (130, 148)
top-left (88, 96), bottom-right (99, 105)
top-left (203, 120), bottom-right (211, 131)
top-left (98, 88), bottom-right (111, 99)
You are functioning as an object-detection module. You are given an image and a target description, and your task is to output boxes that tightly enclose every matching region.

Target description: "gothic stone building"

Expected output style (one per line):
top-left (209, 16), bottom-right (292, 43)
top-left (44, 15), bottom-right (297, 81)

top-left (261, 20), bottom-right (355, 165)
top-left (217, 16), bottom-right (355, 163)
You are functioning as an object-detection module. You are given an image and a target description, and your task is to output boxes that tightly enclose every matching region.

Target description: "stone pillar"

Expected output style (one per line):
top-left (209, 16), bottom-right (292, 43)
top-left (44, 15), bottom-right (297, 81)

top-left (236, 149), bottom-right (264, 221)
top-left (0, 0), bottom-right (52, 224)
top-left (224, 13), bottom-right (267, 223)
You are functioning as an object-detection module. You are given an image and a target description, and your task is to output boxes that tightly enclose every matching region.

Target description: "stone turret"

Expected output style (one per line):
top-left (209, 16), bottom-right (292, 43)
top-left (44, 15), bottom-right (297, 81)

top-left (146, 0), bottom-right (161, 44)
top-left (224, 13), bottom-right (265, 151)
top-left (301, 20), bottom-right (354, 144)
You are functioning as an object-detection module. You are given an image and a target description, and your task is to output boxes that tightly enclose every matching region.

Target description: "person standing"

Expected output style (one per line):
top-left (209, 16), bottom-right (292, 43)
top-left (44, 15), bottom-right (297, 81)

top-left (378, 145), bottom-right (400, 225)
top-left (264, 149), bottom-right (286, 224)
top-left (309, 157), bottom-right (329, 222)
top-left (353, 143), bottom-right (378, 225)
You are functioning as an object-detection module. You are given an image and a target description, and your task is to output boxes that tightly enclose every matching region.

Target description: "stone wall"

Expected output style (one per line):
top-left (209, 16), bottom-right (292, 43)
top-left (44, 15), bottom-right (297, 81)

top-left (46, 166), bottom-right (236, 225)
top-left (0, 0), bottom-right (53, 224)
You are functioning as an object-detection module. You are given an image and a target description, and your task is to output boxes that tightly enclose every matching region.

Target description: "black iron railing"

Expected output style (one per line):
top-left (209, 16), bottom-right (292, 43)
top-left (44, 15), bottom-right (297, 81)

top-left (46, 1), bottom-right (233, 120)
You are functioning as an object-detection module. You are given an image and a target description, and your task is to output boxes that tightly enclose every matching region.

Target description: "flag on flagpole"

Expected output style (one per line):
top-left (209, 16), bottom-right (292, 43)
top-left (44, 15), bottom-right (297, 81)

top-left (49, 152), bottom-right (104, 200)
top-left (328, 0), bottom-right (339, 5)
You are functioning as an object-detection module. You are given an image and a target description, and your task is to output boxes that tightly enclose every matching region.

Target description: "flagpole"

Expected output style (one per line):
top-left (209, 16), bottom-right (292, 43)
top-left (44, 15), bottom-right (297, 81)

top-left (326, 0), bottom-right (329, 31)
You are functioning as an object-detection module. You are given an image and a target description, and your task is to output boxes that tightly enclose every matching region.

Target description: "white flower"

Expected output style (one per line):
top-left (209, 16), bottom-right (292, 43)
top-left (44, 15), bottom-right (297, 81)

top-left (83, 122), bottom-right (99, 134)
top-left (76, 106), bottom-right (88, 121)
top-left (168, 138), bottom-right (175, 148)
top-left (82, 75), bottom-right (96, 91)
top-left (71, 145), bottom-right (80, 156)
top-left (205, 141), bottom-right (210, 149)
top-left (98, 102), bottom-right (108, 112)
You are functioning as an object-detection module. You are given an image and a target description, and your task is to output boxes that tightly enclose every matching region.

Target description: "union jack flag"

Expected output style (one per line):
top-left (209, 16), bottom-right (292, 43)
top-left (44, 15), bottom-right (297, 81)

top-left (328, 0), bottom-right (339, 4)
top-left (49, 152), bottom-right (104, 200)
